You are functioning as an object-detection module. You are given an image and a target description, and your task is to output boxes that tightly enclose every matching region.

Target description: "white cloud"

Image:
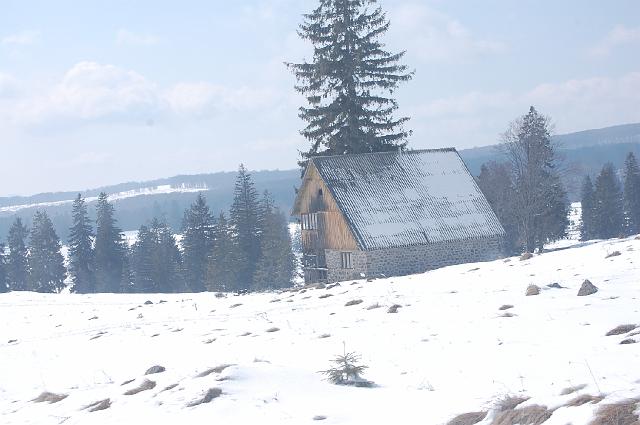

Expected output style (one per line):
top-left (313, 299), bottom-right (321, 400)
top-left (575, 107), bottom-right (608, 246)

top-left (116, 29), bottom-right (159, 46)
top-left (13, 61), bottom-right (162, 126)
top-left (388, 3), bottom-right (506, 63)
top-left (1, 30), bottom-right (40, 46)
top-left (1, 62), bottom-right (283, 128)
top-left (590, 25), bottom-right (640, 57)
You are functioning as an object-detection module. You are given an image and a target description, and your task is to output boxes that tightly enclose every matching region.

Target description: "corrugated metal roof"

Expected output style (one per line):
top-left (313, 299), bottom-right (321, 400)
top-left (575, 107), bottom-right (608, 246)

top-left (310, 148), bottom-right (505, 250)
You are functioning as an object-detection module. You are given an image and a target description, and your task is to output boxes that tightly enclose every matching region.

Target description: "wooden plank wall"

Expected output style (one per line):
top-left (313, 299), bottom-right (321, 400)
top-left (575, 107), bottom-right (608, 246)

top-left (299, 164), bottom-right (359, 252)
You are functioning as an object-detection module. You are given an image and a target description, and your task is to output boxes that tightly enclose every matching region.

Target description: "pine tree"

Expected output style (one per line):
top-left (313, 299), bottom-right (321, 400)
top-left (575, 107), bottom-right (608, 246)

top-left (0, 243), bottom-right (7, 293)
top-left (28, 211), bottom-right (66, 293)
top-left (501, 106), bottom-right (568, 252)
top-left (593, 163), bottom-right (624, 239)
top-left (132, 224), bottom-right (156, 293)
top-left (253, 200), bottom-right (296, 291)
top-left (229, 165), bottom-right (261, 290)
top-left (68, 194), bottom-right (95, 293)
top-left (94, 193), bottom-right (127, 293)
top-left (287, 0), bottom-right (413, 160)
top-left (206, 213), bottom-right (239, 292)
top-left (580, 176), bottom-right (596, 241)
top-left (182, 194), bottom-right (215, 292)
top-left (150, 218), bottom-right (184, 293)
top-left (6, 217), bottom-right (29, 291)
top-left (623, 152), bottom-right (640, 235)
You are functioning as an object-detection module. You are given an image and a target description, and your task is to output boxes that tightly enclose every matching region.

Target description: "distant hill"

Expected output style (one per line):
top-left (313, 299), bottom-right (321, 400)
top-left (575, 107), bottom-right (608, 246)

top-left (0, 169), bottom-right (300, 242)
top-left (460, 122), bottom-right (640, 200)
top-left (2, 122), bottom-right (639, 241)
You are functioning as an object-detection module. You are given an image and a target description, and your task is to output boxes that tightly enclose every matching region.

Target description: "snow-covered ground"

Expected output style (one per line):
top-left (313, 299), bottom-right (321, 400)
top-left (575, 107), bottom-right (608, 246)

top-left (0, 184), bottom-right (208, 214)
top-left (1, 235), bottom-right (639, 425)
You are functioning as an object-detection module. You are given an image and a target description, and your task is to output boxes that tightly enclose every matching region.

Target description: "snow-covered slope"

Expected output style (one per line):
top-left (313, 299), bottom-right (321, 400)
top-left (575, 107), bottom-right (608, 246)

top-left (1, 236), bottom-right (639, 425)
top-left (0, 185), bottom-right (208, 214)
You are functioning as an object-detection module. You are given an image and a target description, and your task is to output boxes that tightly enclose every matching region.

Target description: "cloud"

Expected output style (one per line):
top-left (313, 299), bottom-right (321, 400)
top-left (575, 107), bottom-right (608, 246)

top-left (1, 30), bottom-right (40, 46)
top-left (410, 71), bottom-right (640, 147)
top-left (1, 62), bottom-right (284, 128)
top-left (590, 25), bottom-right (640, 56)
top-left (116, 29), bottom-right (159, 46)
top-left (13, 61), bottom-right (162, 126)
top-left (388, 3), bottom-right (506, 63)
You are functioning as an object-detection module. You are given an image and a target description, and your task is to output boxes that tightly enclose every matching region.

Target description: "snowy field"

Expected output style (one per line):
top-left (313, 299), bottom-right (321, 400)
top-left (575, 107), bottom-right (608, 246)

top-left (1, 235), bottom-right (639, 425)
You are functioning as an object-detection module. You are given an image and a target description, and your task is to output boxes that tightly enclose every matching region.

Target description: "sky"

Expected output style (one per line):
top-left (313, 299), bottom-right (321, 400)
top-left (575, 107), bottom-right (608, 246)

top-left (1, 0), bottom-right (639, 196)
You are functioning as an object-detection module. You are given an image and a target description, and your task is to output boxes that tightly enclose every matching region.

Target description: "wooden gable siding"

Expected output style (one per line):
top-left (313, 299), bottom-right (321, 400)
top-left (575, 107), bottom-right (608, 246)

top-left (298, 164), bottom-right (359, 252)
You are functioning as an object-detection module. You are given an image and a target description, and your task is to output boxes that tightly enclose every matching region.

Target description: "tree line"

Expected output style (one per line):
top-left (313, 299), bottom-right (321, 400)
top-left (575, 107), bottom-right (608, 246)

top-left (0, 165), bottom-right (296, 294)
top-left (580, 152), bottom-right (640, 240)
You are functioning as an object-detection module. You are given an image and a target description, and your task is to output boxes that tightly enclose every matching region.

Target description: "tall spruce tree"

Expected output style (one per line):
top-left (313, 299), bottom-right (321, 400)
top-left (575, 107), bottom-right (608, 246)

top-left (593, 163), bottom-right (624, 239)
top-left (94, 193), bottom-right (127, 293)
top-left (0, 243), bottom-right (7, 292)
top-left (28, 211), bottom-right (66, 293)
top-left (580, 175), bottom-right (596, 241)
top-left (253, 193), bottom-right (296, 291)
top-left (182, 194), bottom-right (215, 292)
top-left (206, 213), bottom-right (239, 292)
top-left (501, 106), bottom-right (568, 252)
top-left (287, 0), bottom-right (413, 160)
top-left (150, 218), bottom-right (184, 293)
top-left (68, 194), bottom-right (95, 293)
top-left (230, 165), bottom-right (261, 290)
top-left (132, 224), bottom-right (156, 293)
top-left (6, 217), bottom-right (29, 291)
top-left (623, 152), bottom-right (640, 235)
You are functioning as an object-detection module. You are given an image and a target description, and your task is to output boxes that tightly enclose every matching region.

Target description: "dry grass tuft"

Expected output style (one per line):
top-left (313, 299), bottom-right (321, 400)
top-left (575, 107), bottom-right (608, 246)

top-left (499, 304), bottom-right (514, 311)
top-left (566, 394), bottom-right (604, 406)
top-left (605, 251), bottom-right (621, 258)
top-left (500, 312), bottom-right (516, 318)
top-left (606, 324), bottom-right (637, 336)
top-left (560, 383), bottom-right (587, 395)
top-left (366, 303), bottom-right (381, 310)
top-left (491, 404), bottom-right (552, 425)
top-left (32, 391), bottom-right (68, 404)
top-left (160, 383), bottom-right (179, 393)
top-left (187, 388), bottom-right (222, 407)
top-left (84, 398), bottom-right (111, 412)
top-left (229, 303), bottom-right (242, 308)
top-left (590, 399), bottom-right (639, 425)
top-left (266, 327), bottom-right (280, 333)
top-left (446, 411), bottom-right (487, 425)
top-left (387, 304), bottom-right (402, 313)
top-left (197, 364), bottom-right (234, 377)
top-left (345, 299), bottom-right (363, 307)
top-left (319, 293), bottom-right (334, 299)
top-left (318, 333), bottom-right (331, 339)
top-left (494, 395), bottom-right (530, 412)
top-left (123, 379), bottom-right (156, 395)
top-left (520, 252), bottom-right (533, 261)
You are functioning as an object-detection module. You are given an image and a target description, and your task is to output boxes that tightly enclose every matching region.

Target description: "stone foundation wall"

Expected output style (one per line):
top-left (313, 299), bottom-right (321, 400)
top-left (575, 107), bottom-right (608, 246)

top-left (325, 249), bottom-right (367, 283)
top-left (313, 236), bottom-right (504, 283)
top-left (365, 236), bottom-right (504, 278)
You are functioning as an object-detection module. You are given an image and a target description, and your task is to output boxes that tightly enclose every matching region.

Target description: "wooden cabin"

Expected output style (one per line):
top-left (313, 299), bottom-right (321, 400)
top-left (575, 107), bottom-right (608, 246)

top-left (291, 148), bottom-right (505, 284)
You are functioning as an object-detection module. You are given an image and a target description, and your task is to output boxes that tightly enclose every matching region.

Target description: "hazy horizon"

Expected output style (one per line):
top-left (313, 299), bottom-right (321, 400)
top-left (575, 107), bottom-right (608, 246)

top-left (2, 0), bottom-right (640, 196)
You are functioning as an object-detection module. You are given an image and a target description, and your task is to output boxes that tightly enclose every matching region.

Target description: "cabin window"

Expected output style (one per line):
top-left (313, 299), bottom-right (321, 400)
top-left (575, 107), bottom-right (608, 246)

top-left (301, 213), bottom-right (318, 230)
top-left (341, 252), bottom-right (352, 269)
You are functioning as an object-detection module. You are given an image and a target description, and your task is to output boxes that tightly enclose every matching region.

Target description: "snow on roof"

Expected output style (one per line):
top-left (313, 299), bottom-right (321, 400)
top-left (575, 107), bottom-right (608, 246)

top-left (310, 148), bottom-right (505, 250)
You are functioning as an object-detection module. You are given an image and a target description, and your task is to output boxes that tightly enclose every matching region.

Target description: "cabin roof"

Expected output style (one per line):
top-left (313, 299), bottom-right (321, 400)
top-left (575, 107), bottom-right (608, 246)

top-left (295, 148), bottom-right (505, 251)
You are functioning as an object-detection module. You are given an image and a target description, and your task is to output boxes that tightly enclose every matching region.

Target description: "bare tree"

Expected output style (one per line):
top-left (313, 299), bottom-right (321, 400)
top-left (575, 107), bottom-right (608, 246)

top-left (501, 106), bottom-right (568, 252)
